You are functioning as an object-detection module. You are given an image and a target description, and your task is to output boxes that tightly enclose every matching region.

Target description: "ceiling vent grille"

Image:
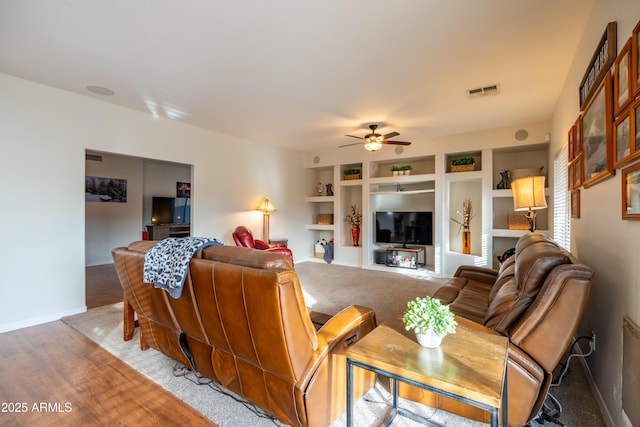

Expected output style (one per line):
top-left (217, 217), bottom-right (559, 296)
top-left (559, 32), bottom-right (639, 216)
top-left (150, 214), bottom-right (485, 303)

top-left (86, 154), bottom-right (103, 162)
top-left (467, 84), bottom-right (500, 98)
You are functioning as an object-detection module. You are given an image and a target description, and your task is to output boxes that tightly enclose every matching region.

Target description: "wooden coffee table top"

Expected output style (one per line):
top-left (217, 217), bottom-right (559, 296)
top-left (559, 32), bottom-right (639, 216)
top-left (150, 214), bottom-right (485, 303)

top-left (347, 316), bottom-right (508, 409)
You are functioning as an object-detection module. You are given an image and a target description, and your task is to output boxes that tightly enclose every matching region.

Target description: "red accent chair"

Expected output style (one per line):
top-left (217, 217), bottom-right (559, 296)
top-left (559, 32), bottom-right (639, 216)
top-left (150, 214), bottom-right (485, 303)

top-left (232, 226), bottom-right (294, 266)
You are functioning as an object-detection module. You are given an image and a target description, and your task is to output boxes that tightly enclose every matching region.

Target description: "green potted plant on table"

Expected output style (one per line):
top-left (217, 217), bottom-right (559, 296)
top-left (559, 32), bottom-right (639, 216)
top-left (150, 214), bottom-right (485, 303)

top-left (402, 296), bottom-right (457, 348)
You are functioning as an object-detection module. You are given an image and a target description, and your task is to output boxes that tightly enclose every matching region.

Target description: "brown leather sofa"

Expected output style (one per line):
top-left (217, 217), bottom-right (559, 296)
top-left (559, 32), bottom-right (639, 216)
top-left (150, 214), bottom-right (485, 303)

top-left (112, 241), bottom-right (376, 427)
top-left (399, 232), bottom-right (594, 426)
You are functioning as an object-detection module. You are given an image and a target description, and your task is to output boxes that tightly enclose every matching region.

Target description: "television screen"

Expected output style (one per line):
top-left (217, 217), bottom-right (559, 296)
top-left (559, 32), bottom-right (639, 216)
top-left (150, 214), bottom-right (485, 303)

top-left (375, 211), bottom-right (433, 246)
top-left (151, 197), bottom-right (173, 224)
top-left (151, 197), bottom-right (191, 224)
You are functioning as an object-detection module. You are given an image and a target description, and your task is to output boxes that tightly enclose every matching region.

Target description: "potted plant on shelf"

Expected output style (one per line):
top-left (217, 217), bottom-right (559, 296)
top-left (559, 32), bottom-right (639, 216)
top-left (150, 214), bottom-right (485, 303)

top-left (391, 165), bottom-right (401, 176)
top-left (343, 168), bottom-right (361, 180)
top-left (402, 296), bottom-right (457, 348)
top-left (345, 204), bottom-right (362, 246)
top-left (450, 157), bottom-right (476, 172)
top-left (402, 165), bottom-right (413, 175)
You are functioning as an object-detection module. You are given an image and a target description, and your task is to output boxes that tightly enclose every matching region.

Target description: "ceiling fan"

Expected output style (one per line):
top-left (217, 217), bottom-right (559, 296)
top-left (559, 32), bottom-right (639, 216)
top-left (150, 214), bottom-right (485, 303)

top-left (340, 124), bottom-right (411, 152)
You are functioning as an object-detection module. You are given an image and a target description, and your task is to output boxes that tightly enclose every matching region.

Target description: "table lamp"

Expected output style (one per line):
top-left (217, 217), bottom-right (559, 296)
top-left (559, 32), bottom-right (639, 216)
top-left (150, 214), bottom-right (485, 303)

top-left (511, 176), bottom-right (547, 232)
top-left (256, 197), bottom-right (277, 242)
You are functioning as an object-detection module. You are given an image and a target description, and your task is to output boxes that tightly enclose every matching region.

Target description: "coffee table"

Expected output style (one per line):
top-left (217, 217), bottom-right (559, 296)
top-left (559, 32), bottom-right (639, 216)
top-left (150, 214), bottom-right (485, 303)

top-left (346, 316), bottom-right (508, 426)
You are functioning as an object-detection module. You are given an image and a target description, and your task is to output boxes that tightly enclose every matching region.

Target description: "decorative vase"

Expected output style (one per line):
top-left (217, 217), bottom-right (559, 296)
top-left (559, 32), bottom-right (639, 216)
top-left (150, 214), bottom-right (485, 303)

top-left (462, 226), bottom-right (471, 254)
top-left (416, 330), bottom-right (443, 348)
top-left (351, 225), bottom-right (360, 247)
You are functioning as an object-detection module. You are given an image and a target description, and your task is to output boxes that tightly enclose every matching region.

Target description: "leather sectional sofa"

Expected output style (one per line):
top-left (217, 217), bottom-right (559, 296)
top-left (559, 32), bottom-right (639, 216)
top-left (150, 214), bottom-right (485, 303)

top-left (399, 232), bottom-right (594, 426)
top-left (112, 242), bottom-right (376, 427)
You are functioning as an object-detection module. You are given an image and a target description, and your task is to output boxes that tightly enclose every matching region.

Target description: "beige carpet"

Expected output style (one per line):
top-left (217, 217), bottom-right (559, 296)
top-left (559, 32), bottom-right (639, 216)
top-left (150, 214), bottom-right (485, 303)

top-left (64, 261), bottom-right (605, 427)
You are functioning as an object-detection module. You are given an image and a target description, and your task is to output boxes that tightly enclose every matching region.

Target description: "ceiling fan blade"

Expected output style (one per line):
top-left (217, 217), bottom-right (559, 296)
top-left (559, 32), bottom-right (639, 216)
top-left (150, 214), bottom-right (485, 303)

top-left (339, 141), bottom-right (364, 148)
top-left (382, 140), bottom-right (411, 145)
top-left (383, 131), bottom-right (400, 139)
top-left (345, 134), bottom-right (364, 140)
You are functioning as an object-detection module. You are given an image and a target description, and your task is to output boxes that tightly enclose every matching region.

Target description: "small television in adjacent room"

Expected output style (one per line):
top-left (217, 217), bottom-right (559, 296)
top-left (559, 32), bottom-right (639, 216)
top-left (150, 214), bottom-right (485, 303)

top-left (375, 211), bottom-right (433, 247)
top-left (151, 196), bottom-right (191, 224)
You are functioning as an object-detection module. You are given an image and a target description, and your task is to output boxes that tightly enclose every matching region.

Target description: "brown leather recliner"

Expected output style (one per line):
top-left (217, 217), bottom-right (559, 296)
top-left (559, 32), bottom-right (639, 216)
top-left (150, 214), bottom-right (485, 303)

top-left (232, 225), bottom-right (294, 266)
top-left (112, 242), bottom-right (376, 427)
top-left (399, 232), bottom-right (594, 426)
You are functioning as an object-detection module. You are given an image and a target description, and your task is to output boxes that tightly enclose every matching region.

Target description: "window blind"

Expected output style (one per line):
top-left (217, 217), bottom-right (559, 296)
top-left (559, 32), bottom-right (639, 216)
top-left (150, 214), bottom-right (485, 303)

top-left (553, 145), bottom-right (570, 251)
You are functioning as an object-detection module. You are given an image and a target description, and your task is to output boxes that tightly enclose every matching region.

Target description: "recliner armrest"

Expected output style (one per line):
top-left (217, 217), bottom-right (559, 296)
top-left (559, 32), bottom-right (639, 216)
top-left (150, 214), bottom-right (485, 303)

top-left (454, 265), bottom-right (499, 284)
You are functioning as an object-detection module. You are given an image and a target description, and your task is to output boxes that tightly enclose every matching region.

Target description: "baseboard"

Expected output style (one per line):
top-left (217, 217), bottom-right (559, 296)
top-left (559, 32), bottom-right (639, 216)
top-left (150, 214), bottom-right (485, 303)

top-left (576, 347), bottom-right (616, 427)
top-left (0, 305), bottom-right (87, 333)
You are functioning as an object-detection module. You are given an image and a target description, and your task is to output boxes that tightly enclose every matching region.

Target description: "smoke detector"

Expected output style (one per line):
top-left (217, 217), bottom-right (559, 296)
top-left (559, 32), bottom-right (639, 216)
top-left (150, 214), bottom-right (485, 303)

top-left (467, 84), bottom-right (500, 98)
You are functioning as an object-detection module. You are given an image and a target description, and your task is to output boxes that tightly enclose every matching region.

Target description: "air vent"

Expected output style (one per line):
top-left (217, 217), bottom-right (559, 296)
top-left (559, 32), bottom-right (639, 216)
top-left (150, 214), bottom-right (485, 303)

top-left (467, 84), bottom-right (500, 98)
top-left (85, 154), bottom-right (103, 162)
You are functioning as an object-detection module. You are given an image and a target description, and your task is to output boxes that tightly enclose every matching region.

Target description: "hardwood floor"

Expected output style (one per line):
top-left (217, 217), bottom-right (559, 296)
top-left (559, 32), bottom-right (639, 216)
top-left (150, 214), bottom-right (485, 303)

top-left (0, 265), bottom-right (215, 426)
top-left (86, 264), bottom-right (123, 308)
top-left (0, 321), bottom-right (215, 426)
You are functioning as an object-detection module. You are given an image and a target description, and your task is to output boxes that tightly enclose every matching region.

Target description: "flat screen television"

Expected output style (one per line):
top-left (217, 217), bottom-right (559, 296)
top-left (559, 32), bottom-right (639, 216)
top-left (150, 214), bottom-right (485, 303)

top-left (151, 196), bottom-right (191, 224)
top-left (375, 211), bottom-right (433, 246)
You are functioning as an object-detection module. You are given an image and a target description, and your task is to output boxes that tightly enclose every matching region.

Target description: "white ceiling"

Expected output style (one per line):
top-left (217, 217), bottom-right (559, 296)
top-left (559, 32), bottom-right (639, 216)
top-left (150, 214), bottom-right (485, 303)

top-left (0, 0), bottom-right (593, 153)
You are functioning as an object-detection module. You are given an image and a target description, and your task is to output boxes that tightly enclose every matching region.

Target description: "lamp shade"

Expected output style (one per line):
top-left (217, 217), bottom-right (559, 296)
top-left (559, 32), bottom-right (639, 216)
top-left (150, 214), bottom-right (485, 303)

top-left (512, 176), bottom-right (547, 211)
top-left (256, 197), bottom-right (277, 213)
top-left (364, 141), bottom-right (383, 151)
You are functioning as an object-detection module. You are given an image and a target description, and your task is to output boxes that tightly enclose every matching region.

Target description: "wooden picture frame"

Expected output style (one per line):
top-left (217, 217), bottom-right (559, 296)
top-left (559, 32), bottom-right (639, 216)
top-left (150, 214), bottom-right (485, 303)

top-left (635, 98), bottom-right (640, 156)
top-left (622, 161), bottom-right (640, 220)
top-left (582, 71), bottom-right (614, 188)
top-left (614, 38), bottom-right (633, 117)
top-left (574, 115), bottom-right (583, 157)
top-left (571, 189), bottom-right (581, 218)
top-left (613, 108), bottom-right (634, 168)
top-left (568, 124), bottom-right (576, 161)
top-left (580, 22), bottom-right (617, 110)
top-left (573, 154), bottom-right (584, 188)
top-left (632, 20), bottom-right (640, 98)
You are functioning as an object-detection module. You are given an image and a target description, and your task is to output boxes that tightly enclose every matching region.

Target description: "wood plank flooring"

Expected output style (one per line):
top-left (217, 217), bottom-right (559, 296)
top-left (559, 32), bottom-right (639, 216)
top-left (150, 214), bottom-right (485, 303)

top-left (0, 265), bottom-right (216, 426)
top-left (0, 321), bottom-right (215, 426)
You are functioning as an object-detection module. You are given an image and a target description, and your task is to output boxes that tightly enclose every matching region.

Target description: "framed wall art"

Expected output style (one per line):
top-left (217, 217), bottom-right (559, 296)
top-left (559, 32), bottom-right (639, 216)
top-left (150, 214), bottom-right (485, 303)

top-left (581, 71), bottom-right (614, 188)
top-left (614, 38), bottom-right (632, 117)
top-left (573, 154), bottom-right (584, 189)
top-left (579, 22), bottom-right (617, 110)
top-left (632, 20), bottom-right (640, 98)
top-left (635, 98), bottom-right (640, 155)
top-left (568, 124), bottom-right (576, 161)
top-left (622, 161), bottom-right (640, 220)
top-left (571, 189), bottom-right (581, 218)
top-left (613, 108), bottom-right (633, 168)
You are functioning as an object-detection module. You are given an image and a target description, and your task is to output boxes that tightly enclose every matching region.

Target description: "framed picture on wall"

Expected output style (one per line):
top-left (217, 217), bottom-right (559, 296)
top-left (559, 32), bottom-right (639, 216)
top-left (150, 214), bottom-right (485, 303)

top-left (581, 71), bottom-right (615, 188)
top-left (573, 154), bottom-right (584, 188)
top-left (574, 115), bottom-right (583, 157)
top-left (634, 98), bottom-right (640, 157)
top-left (622, 161), bottom-right (640, 220)
top-left (613, 109), bottom-right (633, 168)
top-left (568, 124), bottom-right (576, 161)
top-left (614, 38), bottom-right (632, 116)
top-left (632, 20), bottom-right (640, 98)
top-left (571, 189), bottom-right (581, 218)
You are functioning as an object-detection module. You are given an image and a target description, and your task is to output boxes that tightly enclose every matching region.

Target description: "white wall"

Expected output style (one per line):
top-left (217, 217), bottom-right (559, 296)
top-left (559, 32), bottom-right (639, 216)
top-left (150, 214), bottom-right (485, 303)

top-left (0, 73), bottom-right (307, 332)
top-left (550, 1), bottom-right (640, 426)
top-left (85, 153), bottom-right (144, 266)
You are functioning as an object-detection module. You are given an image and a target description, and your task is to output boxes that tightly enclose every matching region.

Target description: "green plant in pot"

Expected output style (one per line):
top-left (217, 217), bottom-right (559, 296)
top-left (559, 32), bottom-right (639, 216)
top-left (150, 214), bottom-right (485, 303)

top-left (402, 296), bottom-right (457, 348)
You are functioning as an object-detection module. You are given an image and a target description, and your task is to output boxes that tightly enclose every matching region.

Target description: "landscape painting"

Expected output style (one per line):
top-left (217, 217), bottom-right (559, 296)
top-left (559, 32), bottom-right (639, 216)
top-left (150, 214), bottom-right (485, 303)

top-left (85, 176), bottom-right (127, 203)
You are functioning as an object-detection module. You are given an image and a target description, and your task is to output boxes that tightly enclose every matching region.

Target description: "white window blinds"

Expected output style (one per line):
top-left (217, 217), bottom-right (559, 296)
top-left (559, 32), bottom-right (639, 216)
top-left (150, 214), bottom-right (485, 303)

top-left (553, 144), bottom-right (570, 251)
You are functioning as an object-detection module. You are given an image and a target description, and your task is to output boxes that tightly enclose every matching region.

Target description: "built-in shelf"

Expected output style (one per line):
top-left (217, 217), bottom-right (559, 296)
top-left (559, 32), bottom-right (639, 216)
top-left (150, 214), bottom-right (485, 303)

top-left (370, 189), bottom-right (435, 195)
top-left (307, 224), bottom-right (335, 231)
top-left (306, 196), bottom-right (335, 202)
top-left (492, 229), bottom-right (551, 238)
top-left (369, 173), bottom-right (436, 185)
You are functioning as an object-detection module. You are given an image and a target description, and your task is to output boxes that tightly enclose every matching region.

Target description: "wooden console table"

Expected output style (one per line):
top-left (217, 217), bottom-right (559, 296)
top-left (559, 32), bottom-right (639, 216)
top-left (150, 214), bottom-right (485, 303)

top-left (146, 224), bottom-right (190, 240)
top-left (346, 316), bottom-right (508, 426)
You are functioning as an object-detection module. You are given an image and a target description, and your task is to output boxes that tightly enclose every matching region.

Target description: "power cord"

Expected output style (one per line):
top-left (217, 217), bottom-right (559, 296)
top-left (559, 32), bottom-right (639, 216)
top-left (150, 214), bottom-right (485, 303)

top-left (172, 363), bottom-right (283, 426)
top-left (552, 335), bottom-right (594, 387)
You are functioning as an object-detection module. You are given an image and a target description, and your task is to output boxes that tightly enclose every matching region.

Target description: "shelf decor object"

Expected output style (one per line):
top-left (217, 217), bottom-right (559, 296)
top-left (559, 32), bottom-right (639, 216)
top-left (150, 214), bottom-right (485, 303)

top-left (345, 204), bottom-right (362, 246)
top-left (632, 20), bottom-right (640, 98)
top-left (256, 197), bottom-right (277, 242)
top-left (451, 198), bottom-right (473, 254)
top-left (511, 176), bottom-right (547, 232)
top-left (450, 157), bottom-right (476, 172)
top-left (343, 168), bottom-right (362, 180)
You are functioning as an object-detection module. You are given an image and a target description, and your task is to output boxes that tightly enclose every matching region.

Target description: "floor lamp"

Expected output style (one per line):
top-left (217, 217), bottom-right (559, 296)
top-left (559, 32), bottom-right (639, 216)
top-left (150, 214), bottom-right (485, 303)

top-left (256, 197), bottom-right (277, 243)
top-left (511, 176), bottom-right (547, 232)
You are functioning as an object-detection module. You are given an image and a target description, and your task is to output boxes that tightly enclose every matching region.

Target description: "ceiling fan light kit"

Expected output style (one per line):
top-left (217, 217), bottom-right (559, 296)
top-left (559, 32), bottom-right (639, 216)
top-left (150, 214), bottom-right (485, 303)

top-left (341, 124), bottom-right (411, 151)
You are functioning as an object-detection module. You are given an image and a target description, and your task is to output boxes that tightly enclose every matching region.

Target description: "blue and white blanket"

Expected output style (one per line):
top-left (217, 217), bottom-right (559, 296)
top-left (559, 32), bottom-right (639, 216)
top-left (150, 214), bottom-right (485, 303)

top-left (143, 237), bottom-right (223, 298)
